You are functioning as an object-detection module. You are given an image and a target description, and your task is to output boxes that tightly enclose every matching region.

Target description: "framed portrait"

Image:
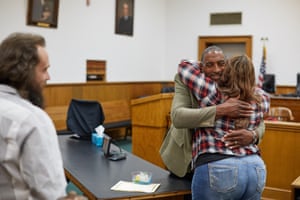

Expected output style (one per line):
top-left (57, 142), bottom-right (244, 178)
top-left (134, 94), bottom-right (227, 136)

top-left (27, 0), bottom-right (59, 28)
top-left (115, 0), bottom-right (134, 36)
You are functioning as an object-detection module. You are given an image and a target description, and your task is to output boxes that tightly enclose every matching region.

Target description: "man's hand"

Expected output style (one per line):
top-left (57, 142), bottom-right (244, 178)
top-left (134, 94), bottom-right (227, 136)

top-left (222, 129), bottom-right (253, 149)
top-left (216, 98), bottom-right (253, 119)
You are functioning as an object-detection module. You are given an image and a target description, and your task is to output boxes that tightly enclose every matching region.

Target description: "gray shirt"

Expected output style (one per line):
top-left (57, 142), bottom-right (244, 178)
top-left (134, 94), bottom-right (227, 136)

top-left (0, 85), bottom-right (67, 200)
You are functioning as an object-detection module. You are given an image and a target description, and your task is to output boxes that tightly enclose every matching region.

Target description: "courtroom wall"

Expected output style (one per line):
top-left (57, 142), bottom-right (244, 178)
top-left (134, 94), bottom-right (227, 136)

top-left (165, 0), bottom-right (300, 86)
top-left (0, 0), bottom-right (299, 85)
top-left (0, 0), bottom-right (167, 83)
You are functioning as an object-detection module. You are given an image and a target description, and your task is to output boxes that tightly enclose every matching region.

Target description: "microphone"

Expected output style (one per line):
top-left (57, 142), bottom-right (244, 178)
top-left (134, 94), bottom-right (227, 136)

top-left (102, 133), bottom-right (126, 161)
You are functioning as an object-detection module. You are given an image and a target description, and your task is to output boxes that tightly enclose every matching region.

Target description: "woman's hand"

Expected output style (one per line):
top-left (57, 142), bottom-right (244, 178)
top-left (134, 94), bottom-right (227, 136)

top-left (222, 129), bottom-right (254, 149)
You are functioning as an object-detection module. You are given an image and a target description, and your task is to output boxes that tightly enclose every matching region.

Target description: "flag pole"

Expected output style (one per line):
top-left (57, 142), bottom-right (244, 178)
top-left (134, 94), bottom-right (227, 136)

top-left (260, 37), bottom-right (268, 43)
top-left (258, 37), bottom-right (268, 88)
top-left (261, 37), bottom-right (268, 59)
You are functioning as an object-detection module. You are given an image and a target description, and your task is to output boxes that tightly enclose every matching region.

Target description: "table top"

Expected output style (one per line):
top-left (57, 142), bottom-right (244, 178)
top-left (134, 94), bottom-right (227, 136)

top-left (58, 135), bottom-right (191, 199)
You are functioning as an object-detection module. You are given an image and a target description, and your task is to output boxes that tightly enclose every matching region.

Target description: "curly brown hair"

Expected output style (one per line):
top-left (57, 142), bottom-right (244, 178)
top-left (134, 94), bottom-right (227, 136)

top-left (0, 32), bottom-right (45, 91)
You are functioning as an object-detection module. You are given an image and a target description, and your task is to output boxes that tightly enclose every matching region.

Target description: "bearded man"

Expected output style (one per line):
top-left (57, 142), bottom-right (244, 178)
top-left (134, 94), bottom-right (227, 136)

top-left (0, 32), bottom-right (67, 199)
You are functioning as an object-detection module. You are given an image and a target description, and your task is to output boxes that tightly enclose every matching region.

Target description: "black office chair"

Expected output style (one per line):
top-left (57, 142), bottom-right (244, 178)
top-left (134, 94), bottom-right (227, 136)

top-left (296, 84), bottom-right (300, 97)
top-left (59, 99), bottom-right (105, 140)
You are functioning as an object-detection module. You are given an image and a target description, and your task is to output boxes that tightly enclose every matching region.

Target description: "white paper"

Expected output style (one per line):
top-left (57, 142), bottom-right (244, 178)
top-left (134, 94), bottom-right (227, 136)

top-left (110, 180), bottom-right (160, 193)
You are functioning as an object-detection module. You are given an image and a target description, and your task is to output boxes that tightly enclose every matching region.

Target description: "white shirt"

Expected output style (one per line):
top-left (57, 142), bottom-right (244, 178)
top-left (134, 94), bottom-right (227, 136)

top-left (0, 85), bottom-right (67, 200)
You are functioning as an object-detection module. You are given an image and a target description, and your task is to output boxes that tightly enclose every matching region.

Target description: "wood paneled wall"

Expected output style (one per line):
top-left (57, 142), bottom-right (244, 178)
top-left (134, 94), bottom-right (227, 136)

top-left (43, 83), bottom-right (295, 107)
top-left (259, 121), bottom-right (300, 200)
top-left (43, 81), bottom-right (174, 107)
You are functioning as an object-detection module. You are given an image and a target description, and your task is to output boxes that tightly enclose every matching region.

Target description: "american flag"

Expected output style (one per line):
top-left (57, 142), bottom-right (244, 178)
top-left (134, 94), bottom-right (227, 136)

top-left (258, 44), bottom-right (266, 88)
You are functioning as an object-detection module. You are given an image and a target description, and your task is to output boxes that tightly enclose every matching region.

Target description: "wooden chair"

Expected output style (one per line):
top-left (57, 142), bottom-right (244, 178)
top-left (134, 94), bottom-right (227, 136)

top-left (266, 106), bottom-right (295, 121)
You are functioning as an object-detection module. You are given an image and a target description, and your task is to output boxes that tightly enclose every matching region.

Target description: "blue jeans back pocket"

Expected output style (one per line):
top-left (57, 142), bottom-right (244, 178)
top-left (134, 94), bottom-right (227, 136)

top-left (256, 166), bottom-right (266, 193)
top-left (208, 164), bottom-right (238, 193)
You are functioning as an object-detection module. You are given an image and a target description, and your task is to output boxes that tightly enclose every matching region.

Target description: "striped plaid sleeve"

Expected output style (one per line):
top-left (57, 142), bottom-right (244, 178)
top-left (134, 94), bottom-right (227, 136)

top-left (255, 87), bottom-right (270, 114)
top-left (177, 59), bottom-right (210, 100)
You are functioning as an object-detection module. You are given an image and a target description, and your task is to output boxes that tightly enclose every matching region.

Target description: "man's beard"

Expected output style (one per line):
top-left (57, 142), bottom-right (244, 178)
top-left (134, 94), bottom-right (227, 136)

top-left (27, 83), bottom-right (45, 109)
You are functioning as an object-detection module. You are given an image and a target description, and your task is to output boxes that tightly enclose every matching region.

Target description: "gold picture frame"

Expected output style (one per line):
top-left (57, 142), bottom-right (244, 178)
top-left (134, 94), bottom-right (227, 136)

top-left (27, 0), bottom-right (59, 28)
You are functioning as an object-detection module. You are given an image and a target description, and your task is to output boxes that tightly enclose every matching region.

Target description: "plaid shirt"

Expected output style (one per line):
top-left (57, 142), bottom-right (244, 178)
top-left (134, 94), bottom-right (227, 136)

top-left (178, 59), bottom-right (270, 168)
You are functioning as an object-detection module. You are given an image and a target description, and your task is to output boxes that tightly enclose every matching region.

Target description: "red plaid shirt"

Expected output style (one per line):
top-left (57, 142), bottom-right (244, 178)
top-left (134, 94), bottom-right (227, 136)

top-left (178, 59), bottom-right (270, 168)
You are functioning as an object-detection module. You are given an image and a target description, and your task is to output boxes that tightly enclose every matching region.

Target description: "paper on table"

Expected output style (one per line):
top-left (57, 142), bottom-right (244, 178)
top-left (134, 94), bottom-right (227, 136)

top-left (111, 180), bottom-right (160, 193)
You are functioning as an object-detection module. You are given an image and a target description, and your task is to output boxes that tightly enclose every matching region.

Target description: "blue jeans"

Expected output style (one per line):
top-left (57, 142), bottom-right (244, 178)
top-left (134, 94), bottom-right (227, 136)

top-left (192, 154), bottom-right (266, 200)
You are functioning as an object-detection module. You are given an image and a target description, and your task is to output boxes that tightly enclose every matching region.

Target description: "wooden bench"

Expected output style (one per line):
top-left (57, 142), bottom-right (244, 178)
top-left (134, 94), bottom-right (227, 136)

top-left (101, 100), bottom-right (131, 130)
top-left (44, 105), bottom-right (69, 131)
top-left (45, 99), bottom-right (131, 137)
